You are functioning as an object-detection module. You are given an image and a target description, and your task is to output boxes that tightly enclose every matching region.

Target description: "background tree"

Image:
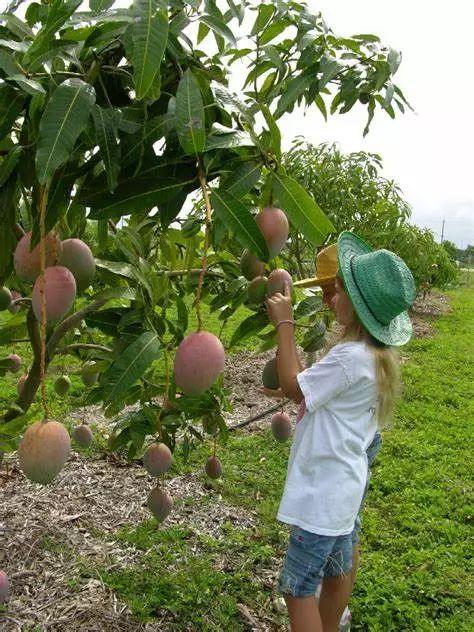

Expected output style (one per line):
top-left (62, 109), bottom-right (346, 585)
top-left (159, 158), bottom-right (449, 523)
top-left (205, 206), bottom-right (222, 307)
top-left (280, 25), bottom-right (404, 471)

top-left (282, 140), bottom-right (458, 290)
top-left (442, 240), bottom-right (458, 262)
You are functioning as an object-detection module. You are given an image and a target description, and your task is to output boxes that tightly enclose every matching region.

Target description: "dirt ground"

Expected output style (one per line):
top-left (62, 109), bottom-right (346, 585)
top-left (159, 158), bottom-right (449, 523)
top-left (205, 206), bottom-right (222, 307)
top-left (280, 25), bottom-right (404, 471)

top-left (0, 292), bottom-right (450, 631)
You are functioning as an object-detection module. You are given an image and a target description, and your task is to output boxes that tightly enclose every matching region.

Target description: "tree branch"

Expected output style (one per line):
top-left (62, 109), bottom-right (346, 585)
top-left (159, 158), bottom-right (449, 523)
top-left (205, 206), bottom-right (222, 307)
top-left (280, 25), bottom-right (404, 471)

top-left (228, 401), bottom-right (289, 431)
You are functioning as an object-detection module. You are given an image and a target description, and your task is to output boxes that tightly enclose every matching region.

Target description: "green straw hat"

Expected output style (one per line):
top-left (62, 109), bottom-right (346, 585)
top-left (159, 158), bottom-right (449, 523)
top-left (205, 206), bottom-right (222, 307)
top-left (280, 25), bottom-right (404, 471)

top-left (337, 231), bottom-right (416, 346)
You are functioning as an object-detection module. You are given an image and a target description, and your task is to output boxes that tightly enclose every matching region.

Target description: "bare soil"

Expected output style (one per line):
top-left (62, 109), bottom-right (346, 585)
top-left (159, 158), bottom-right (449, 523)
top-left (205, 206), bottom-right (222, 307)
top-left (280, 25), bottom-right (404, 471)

top-left (0, 292), bottom-right (450, 631)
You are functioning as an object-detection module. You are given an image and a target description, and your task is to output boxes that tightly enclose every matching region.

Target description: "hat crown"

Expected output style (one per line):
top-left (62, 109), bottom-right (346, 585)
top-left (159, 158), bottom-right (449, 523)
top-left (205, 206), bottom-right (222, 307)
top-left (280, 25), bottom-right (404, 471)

top-left (316, 243), bottom-right (338, 279)
top-left (351, 250), bottom-right (416, 325)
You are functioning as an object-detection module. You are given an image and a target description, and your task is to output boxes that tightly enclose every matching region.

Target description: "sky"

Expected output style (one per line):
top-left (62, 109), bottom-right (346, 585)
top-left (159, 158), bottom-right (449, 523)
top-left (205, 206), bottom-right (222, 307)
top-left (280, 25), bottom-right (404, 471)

top-left (279, 0), bottom-right (474, 248)
top-left (3, 0), bottom-right (473, 247)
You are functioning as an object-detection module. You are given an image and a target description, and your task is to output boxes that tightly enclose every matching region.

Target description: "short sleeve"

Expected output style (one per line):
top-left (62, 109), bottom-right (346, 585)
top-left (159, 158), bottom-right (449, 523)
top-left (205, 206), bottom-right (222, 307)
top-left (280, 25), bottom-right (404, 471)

top-left (296, 345), bottom-right (352, 411)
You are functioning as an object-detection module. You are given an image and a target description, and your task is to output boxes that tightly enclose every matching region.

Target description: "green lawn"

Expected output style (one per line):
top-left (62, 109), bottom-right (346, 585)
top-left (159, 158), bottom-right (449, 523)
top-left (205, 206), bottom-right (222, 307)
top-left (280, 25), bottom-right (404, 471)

top-left (80, 288), bottom-right (473, 630)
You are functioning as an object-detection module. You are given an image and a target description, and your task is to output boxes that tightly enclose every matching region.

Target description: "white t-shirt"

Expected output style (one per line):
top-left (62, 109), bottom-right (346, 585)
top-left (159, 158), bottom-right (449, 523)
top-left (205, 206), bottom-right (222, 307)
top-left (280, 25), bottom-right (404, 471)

top-left (277, 341), bottom-right (378, 536)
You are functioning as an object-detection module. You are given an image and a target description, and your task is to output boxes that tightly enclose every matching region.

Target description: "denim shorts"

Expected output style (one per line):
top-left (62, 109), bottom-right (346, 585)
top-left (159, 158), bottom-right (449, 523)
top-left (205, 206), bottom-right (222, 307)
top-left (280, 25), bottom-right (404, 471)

top-left (350, 431), bottom-right (382, 547)
top-left (278, 526), bottom-right (353, 597)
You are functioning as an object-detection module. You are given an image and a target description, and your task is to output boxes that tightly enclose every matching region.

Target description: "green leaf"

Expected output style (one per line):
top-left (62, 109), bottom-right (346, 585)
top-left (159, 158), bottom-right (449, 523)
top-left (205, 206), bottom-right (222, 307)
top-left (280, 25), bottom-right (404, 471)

top-left (92, 105), bottom-right (120, 192)
top-left (211, 189), bottom-right (269, 261)
top-left (0, 313), bottom-right (27, 346)
top-left (86, 173), bottom-right (196, 220)
top-left (251, 5), bottom-right (275, 35)
top-left (197, 21), bottom-right (210, 43)
top-left (0, 39), bottom-right (29, 53)
top-left (0, 49), bottom-right (20, 77)
top-left (302, 320), bottom-right (326, 352)
top-left (272, 172), bottom-right (335, 246)
top-left (90, 0), bottom-right (115, 13)
top-left (0, 146), bottom-right (22, 186)
top-left (294, 295), bottom-right (324, 319)
top-left (6, 75), bottom-right (46, 97)
top-left (319, 55), bottom-right (342, 89)
top-left (102, 331), bottom-right (161, 404)
top-left (23, 0), bottom-right (82, 67)
top-left (387, 48), bottom-right (402, 75)
top-left (352, 33), bottom-right (380, 43)
top-left (201, 14), bottom-right (236, 46)
top-left (260, 104), bottom-right (281, 160)
top-left (0, 13), bottom-right (34, 40)
top-left (363, 97), bottom-right (376, 137)
top-left (259, 19), bottom-right (289, 46)
top-left (0, 84), bottom-right (25, 137)
top-left (274, 74), bottom-right (312, 118)
top-left (314, 93), bottom-right (327, 121)
top-left (221, 161), bottom-right (261, 197)
top-left (128, 3), bottom-right (168, 100)
top-left (204, 125), bottom-right (254, 151)
top-left (36, 78), bottom-right (96, 184)
top-left (176, 69), bottom-right (205, 155)
top-left (226, 0), bottom-right (245, 25)
top-left (95, 258), bottom-right (136, 279)
top-left (229, 312), bottom-right (269, 348)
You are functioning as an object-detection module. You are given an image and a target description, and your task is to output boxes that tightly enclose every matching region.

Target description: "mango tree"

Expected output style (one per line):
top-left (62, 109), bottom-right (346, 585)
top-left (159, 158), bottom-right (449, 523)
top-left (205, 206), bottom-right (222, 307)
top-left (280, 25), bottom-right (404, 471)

top-left (0, 0), bottom-right (407, 517)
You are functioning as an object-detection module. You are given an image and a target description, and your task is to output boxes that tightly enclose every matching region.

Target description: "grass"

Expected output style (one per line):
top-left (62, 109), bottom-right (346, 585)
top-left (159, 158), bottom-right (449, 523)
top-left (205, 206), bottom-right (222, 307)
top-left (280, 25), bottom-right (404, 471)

top-left (82, 288), bottom-right (473, 630)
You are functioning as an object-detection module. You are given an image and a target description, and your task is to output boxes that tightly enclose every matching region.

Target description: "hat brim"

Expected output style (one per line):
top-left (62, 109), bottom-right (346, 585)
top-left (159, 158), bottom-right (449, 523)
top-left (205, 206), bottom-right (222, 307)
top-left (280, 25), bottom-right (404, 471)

top-left (337, 231), bottom-right (413, 346)
top-left (294, 274), bottom-right (336, 288)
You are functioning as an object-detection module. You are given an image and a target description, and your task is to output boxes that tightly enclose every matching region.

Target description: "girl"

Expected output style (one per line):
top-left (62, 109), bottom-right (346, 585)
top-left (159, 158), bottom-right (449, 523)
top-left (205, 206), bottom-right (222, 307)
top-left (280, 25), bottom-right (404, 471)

top-left (266, 231), bottom-right (415, 632)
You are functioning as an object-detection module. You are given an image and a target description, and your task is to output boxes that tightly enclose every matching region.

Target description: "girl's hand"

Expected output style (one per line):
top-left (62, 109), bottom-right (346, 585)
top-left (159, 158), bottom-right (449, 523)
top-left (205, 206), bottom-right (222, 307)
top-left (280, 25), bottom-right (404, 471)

top-left (266, 282), bottom-right (293, 326)
top-left (259, 386), bottom-right (286, 399)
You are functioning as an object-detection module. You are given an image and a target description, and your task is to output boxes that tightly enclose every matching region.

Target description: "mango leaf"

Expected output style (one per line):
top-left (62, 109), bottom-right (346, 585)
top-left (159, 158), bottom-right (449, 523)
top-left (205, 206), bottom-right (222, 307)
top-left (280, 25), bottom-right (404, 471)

top-left (251, 4), bottom-right (275, 35)
top-left (319, 54), bottom-right (343, 89)
top-left (0, 12), bottom-right (34, 39)
top-left (102, 331), bottom-right (161, 404)
top-left (211, 189), bottom-right (269, 261)
top-left (90, 0), bottom-right (115, 12)
top-left (121, 113), bottom-right (174, 165)
top-left (272, 172), bottom-right (335, 246)
top-left (128, 4), bottom-right (168, 100)
top-left (0, 313), bottom-right (27, 346)
top-left (294, 295), bottom-right (324, 319)
top-left (0, 146), bottom-right (22, 186)
top-left (0, 84), bottom-right (25, 137)
top-left (86, 174), bottom-right (197, 220)
top-left (302, 320), bottom-right (326, 352)
top-left (176, 69), bottom-right (205, 155)
top-left (226, 0), bottom-right (245, 25)
top-left (23, 0), bottom-right (82, 67)
top-left (36, 78), bottom-right (96, 184)
top-left (92, 105), bottom-right (120, 192)
top-left (6, 75), bottom-right (46, 97)
top-left (221, 161), bottom-right (261, 197)
top-left (260, 104), bottom-right (281, 160)
top-left (260, 19), bottom-right (290, 46)
top-left (201, 14), bottom-right (236, 46)
top-left (274, 74), bottom-right (312, 118)
top-left (0, 49), bottom-right (19, 76)
top-left (95, 258), bottom-right (135, 279)
top-left (204, 126), bottom-right (254, 151)
top-left (229, 312), bottom-right (269, 348)
top-left (0, 39), bottom-right (29, 53)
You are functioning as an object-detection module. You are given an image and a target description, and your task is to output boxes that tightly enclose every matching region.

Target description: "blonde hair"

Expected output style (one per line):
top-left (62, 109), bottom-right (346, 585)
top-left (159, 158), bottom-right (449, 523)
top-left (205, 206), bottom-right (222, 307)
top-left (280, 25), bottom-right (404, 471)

top-left (339, 321), bottom-right (401, 427)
